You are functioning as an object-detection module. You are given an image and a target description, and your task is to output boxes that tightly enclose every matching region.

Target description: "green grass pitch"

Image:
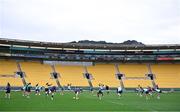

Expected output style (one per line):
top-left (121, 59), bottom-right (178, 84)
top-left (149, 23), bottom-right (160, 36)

top-left (0, 91), bottom-right (180, 111)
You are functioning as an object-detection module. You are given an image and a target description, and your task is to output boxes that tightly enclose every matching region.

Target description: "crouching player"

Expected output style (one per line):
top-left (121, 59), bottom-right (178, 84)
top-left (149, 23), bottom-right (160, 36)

top-left (35, 84), bottom-right (42, 95)
top-left (135, 85), bottom-right (144, 97)
top-left (45, 83), bottom-right (52, 96)
top-left (154, 84), bottom-right (162, 99)
top-left (49, 86), bottom-right (56, 100)
top-left (73, 87), bottom-right (80, 100)
top-left (117, 86), bottom-right (123, 99)
top-left (143, 86), bottom-right (152, 100)
top-left (25, 83), bottom-right (32, 98)
top-left (97, 84), bottom-right (104, 100)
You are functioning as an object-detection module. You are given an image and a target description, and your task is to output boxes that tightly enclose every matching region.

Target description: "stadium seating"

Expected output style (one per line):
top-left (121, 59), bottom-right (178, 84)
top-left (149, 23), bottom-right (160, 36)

top-left (151, 64), bottom-right (180, 88)
top-left (118, 64), bottom-right (152, 88)
top-left (0, 59), bottom-right (22, 86)
top-left (87, 64), bottom-right (119, 87)
top-left (55, 65), bottom-right (88, 86)
top-left (20, 61), bottom-right (55, 86)
top-left (0, 59), bottom-right (180, 88)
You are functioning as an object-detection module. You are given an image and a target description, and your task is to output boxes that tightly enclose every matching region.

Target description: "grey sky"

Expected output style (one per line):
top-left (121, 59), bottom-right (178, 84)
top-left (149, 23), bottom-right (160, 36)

top-left (0, 0), bottom-right (180, 44)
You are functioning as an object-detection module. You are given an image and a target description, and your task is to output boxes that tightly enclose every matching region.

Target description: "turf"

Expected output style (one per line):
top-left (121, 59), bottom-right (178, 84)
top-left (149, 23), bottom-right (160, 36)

top-left (0, 91), bottom-right (180, 111)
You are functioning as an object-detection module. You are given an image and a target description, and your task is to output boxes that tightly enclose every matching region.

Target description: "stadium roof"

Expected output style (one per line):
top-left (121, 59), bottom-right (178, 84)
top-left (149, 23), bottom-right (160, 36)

top-left (0, 38), bottom-right (180, 50)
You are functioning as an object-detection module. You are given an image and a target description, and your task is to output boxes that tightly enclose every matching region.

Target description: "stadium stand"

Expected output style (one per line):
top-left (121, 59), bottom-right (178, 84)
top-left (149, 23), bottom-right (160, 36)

top-left (0, 38), bottom-right (180, 89)
top-left (0, 59), bottom-right (180, 88)
top-left (0, 59), bottom-right (22, 86)
top-left (118, 64), bottom-right (151, 88)
top-left (20, 61), bottom-right (55, 86)
top-left (55, 64), bottom-right (88, 86)
top-left (87, 64), bottom-right (119, 87)
top-left (151, 64), bottom-right (180, 88)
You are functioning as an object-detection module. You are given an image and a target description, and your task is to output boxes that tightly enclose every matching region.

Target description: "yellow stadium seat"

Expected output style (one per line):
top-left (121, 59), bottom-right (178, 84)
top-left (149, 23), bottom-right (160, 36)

top-left (0, 60), bottom-right (180, 88)
top-left (0, 59), bottom-right (22, 86)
